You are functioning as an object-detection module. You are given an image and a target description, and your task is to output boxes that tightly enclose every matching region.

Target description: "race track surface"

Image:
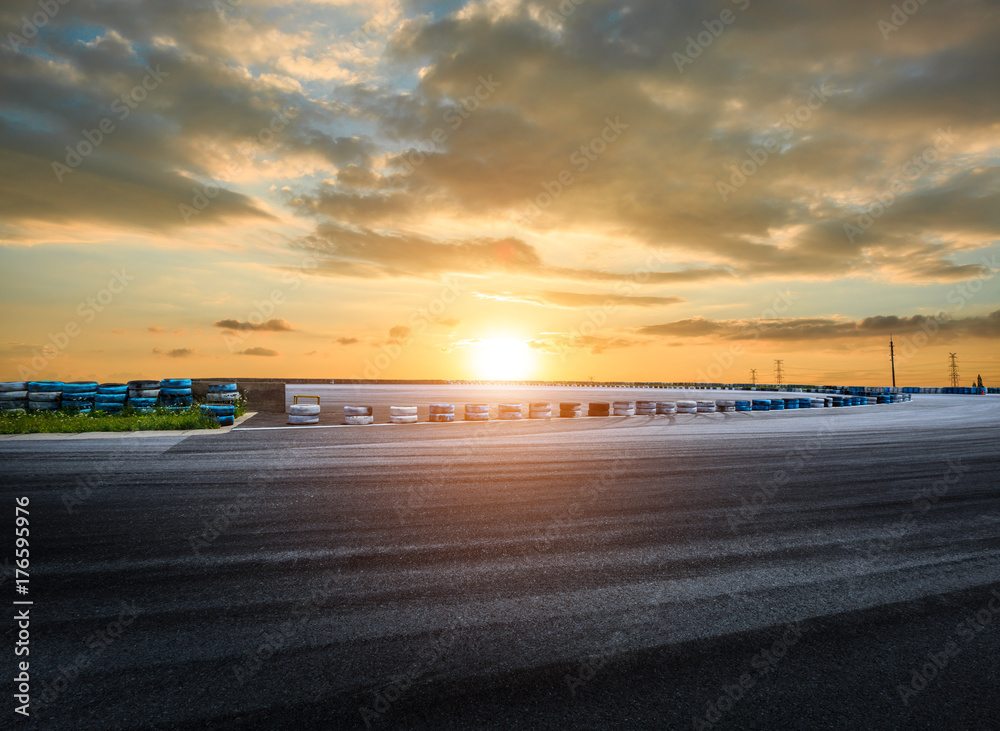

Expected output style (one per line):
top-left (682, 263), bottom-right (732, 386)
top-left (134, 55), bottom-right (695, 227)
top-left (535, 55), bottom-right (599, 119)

top-left (1, 389), bottom-right (998, 730)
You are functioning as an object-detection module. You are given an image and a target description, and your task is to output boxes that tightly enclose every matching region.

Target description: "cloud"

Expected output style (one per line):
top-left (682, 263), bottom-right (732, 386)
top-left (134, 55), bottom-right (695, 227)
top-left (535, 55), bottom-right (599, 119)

top-left (476, 290), bottom-right (684, 308)
top-left (239, 347), bottom-right (279, 356)
top-left (387, 325), bottom-right (411, 344)
top-left (334, 336), bottom-right (359, 345)
top-left (154, 347), bottom-right (196, 358)
top-left (213, 318), bottom-right (294, 332)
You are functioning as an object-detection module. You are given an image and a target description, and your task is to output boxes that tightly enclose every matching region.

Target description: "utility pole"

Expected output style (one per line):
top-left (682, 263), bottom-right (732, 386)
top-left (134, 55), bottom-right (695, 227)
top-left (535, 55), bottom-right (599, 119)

top-left (949, 353), bottom-right (960, 388)
top-left (774, 360), bottom-right (784, 386)
top-left (750, 369), bottom-right (757, 386)
top-left (890, 334), bottom-right (896, 388)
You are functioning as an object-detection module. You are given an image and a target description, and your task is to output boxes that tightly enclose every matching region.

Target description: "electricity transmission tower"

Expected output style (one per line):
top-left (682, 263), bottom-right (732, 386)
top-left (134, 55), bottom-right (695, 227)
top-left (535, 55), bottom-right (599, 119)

top-left (750, 369), bottom-right (757, 386)
top-left (949, 353), bottom-right (960, 387)
top-left (774, 360), bottom-right (784, 386)
top-left (889, 335), bottom-right (896, 387)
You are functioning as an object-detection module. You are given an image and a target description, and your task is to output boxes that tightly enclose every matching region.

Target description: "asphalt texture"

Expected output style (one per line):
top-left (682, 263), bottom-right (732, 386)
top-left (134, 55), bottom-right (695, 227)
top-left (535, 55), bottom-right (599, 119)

top-left (1, 388), bottom-right (998, 730)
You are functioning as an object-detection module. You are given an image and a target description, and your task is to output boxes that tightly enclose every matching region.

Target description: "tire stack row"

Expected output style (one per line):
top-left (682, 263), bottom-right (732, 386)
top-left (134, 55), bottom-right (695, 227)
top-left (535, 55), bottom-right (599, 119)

top-left (390, 406), bottom-right (418, 424)
top-left (344, 406), bottom-right (373, 425)
top-left (430, 403), bottom-right (456, 422)
top-left (128, 380), bottom-right (160, 412)
top-left (560, 401), bottom-right (583, 418)
top-left (588, 402), bottom-right (610, 417)
top-left (656, 401), bottom-right (676, 415)
top-left (465, 404), bottom-right (489, 421)
top-left (498, 403), bottom-right (522, 420)
top-left (676, 400), bottom-right (697, 414)
top-left (529, 402), bottom-right (551, 419)
top-left (203, 404), bottom-right (237, 426)
top-left (95, 383), bottom-right (127, 414)
top-left (288, 403), bottom-right (320, 425)
top-left (635, 400), bottom-right (657, 415)
top-left (752, 399), bottom-right (770, 411)
top-left (160, 378), bottom-right (193, 411)
top-left (716, 399), bottom-right (736, 413)
top-left (206, 382), bottom-right (240, 404)
top-left (696, 400), bottom-right (715, 413)
top-left (735, 400), bottom-right (751, 412)
top-left (613, 401), bottom-right (635, 416)
top-left (61, 381), bottom-right (98, 413)
top-left (28, 381), bottom-right (62, 412)
top-left (0, 382), bottom-right (28, 413)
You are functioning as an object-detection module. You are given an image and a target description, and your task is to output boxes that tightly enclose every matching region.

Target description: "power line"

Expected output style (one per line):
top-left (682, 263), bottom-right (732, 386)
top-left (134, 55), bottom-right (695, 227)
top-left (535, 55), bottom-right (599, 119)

top-left (774, 359), bottom-right (784, 386)
top-left (949, 353), bottom-right (960, 388)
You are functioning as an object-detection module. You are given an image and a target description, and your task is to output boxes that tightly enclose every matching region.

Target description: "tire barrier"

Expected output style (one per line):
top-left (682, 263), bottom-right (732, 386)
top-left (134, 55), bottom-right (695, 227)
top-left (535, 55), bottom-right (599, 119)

top-left (389, 405), bottom-right (418, 424)
top-left (696, 400), bottom-right (716, 413)
top-left (588, 402), bottom-right (611, 417)
top-left (61, 381), bottom-right (98, 412)
top-left (656, 401), bottom-right (676, 415)
top-left (430, 403), bottom-right (457, 422)
top-left (613, 401), bottom-right (635, 416)
top-left (783, 398), bottom-right (799, 410)
top-left (218, 415), bottom-right (235, 427)
top-left (810, 398), bottom-right (825, 408)
top-left (832, 396), bottom-right (845, 407)
top-left (529, 402), bottom-right (552, 419)
top-left (676, 400), bottom-right (697, 414)
top-left (94, 383), bottom-right (128, 414)
top-left (201, 404), bottom-right (237, 426)
top-left (0, 382), bottom-right (29, 413)
top-left (129, 397), bottom-right (157, 413)
top-left (128, 380), bottom-right (160, 401)
top-left (159, 378), bottom-right (193, 408)
top-left (752, 400), bottom-right (770, 411)
top-left (498, 403), bottom-right (522, 420)
top-left (770, 399), bottom-right (785, 411)
top-left (28, 381), bottom-right (63, 411)
top-left (287, 403), bottom-right (319, 425)
top-left (344, 406), bottom-right (373, 425)
top-left (206, 382), bottom-right (240, 403)
top-left (465, 404), bottom-right (489, 421)
top-left (289, 414), bottom-right (321, 425)
top-left (635, 400), bottom-right (657, 415)
top-left (560, 401), bottom-right (583, 418)
top-left (735, 400), bottom-right (751, 412)
top-left (716, 399), bottom-right (736, 413)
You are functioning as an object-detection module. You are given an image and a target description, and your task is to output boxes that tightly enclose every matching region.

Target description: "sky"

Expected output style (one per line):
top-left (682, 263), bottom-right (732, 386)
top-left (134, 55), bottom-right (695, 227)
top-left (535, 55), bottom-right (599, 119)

top-left (1, 0), bottom-right (998, 386)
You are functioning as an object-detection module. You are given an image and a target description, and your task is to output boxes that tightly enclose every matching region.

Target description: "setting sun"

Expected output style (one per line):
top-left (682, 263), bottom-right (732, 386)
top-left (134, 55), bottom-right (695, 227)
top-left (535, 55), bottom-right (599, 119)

top-left (471, 338), bottom-right (536, 381)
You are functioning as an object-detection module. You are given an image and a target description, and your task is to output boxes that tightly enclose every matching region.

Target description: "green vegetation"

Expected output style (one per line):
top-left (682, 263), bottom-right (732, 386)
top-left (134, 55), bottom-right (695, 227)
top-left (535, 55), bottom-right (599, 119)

top-left (0, 397), bottom-right (247, 435)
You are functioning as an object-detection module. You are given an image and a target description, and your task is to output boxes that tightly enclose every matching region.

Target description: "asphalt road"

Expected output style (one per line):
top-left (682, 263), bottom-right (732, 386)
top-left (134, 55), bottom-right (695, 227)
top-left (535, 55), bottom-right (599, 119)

top-left (1, 390), bottom-right (998, 730)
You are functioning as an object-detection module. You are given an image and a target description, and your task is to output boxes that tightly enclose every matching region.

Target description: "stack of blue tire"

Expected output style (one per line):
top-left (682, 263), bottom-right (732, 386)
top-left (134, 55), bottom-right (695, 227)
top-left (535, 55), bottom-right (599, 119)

top-left (0, 382), bottom-right (29, 413)
top-left (200, 404), bottom-right (236, 427)
top-left (62, 381), bottom-right (98, 412)
top-left (95, 383), bottom-right (128, 414)
top-left (127, 380), bottom-right (160, 413)
top-left (770, 399), bottom-right (785, 411)
top-left (28, 381), bottom-right (63, 412)
top-left (735, 400), bottom-right (751, 412)
top-left (783, 398), bottom-right (799, 410)
top-left (752, 399), bottom-right (770, 411)
top-left (159, 378), bottom-right (193, 411)
top-left (797, 398), bottom-right (811, 409)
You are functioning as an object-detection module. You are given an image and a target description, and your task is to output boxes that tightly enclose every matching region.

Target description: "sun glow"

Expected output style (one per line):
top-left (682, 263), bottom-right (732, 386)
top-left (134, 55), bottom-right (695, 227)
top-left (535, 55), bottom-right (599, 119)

top-left (471, 338), bottom-right (536, 380)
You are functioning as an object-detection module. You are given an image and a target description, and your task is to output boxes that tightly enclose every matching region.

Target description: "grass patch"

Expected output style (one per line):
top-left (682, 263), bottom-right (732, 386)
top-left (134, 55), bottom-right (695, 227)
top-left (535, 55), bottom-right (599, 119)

top-left (0, 397), bottom-right (247, 435)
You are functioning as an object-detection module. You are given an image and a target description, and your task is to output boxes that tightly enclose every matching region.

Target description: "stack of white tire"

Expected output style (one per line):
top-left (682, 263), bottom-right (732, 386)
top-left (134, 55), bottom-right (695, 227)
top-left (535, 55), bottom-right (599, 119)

top-left (529, 402), bottom-right (551, 419)
top-left (344, 405), bottom-right (373, 425)
top-left (390, 406), bottom-right (418, 424)
top-left (429, 403), bottom-right (455, 422)
top-left (498, 403), bottom-right (522, 420)
top-left (810, 398), bottom-right (825, 408)
top-left (676, 400), bottom-right (697, 414)
top-left (656, 401), bottom-right (676, 415)
top-left (613, 401), bottom-right (635, 416)
top-left (559, 402), bottom-right (583, 418)
top-left (716, 399), bottom-right (736, 413)
top-left (465, 404), bottom-right (489, 421)
top-left (288, 403), bottom-right (320, 425)
top-left (696, 400), bottom-right (716, 413)
top-left (206, 382), bottom-right (240, 403)
top-left (0, 382), bottom-right (28, 413)
top-left (635, 400), bottom-right (656, 415)
top-left (28, 381), bottom-right (62, 412)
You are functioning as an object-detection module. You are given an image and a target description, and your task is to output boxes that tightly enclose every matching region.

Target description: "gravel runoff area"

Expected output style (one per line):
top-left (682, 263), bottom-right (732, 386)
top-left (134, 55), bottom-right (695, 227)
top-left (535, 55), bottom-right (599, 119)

top-left (0, 387), bottom-right (997, 729)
